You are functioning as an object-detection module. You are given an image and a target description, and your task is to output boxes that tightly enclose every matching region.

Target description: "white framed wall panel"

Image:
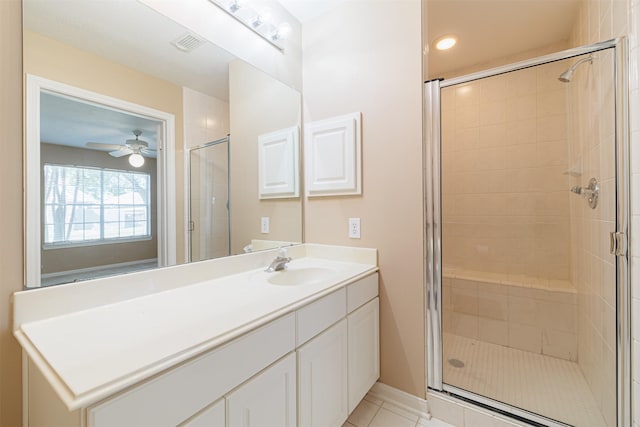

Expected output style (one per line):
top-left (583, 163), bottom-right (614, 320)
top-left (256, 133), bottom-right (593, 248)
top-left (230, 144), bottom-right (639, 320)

top-left (258, 126), bottom-right (300, 199)
top-left (304, 112), bottom-right (362, 197)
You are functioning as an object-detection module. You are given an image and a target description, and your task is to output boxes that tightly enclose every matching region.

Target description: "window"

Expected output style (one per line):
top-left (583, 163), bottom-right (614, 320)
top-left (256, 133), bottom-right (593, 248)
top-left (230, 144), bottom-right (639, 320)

top-left (43, 164), bottom-right (151, 246)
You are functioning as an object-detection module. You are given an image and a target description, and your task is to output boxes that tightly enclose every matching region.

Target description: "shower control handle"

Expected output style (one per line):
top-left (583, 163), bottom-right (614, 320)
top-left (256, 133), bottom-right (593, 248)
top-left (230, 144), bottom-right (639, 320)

top-left (570, 177), bottom-right (599, 209)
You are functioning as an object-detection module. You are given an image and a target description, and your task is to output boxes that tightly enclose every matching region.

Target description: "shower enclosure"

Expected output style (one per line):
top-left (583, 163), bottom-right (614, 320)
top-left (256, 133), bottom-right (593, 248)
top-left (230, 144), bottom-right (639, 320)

top-left (188, 136), bottom-right (231, 262)
top-left (424, 39), bottom-right (630, 426)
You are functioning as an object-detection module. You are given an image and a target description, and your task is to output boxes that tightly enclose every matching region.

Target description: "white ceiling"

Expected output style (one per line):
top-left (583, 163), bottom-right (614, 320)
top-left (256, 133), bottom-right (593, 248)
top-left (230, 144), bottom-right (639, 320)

top-left (41, 92), bottom-right (161, 153)
top-left (276, 0), bottom-right (347, 22)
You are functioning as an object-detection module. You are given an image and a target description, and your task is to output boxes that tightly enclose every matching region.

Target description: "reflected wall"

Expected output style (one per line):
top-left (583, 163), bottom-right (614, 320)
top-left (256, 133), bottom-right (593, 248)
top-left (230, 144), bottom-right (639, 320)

top-left (229, 59), bottom-right (302, 254)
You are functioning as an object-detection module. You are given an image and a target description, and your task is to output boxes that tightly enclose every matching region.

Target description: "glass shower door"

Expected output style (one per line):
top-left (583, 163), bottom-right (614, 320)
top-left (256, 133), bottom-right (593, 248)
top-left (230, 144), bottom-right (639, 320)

top-left (428, 45), bottom-right (624, 427)
top-left (188, 137), bottom-right (230, 262)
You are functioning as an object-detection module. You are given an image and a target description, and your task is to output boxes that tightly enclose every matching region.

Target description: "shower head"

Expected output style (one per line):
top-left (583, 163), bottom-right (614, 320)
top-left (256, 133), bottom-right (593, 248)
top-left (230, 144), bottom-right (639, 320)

top-left (558, 55), bottom-right (594, 83)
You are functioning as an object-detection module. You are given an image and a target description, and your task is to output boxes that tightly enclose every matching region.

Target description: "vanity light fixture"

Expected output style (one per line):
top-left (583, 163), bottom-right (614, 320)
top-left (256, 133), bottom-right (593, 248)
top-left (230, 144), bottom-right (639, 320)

top-left (435, 35), bottom-right (457, 51)
top-left (129, 153), bottom-right (144, 168)
top-left (251, 7), bottom-right (271, 28)
top-left (208, 0), bottom-right (291, 51)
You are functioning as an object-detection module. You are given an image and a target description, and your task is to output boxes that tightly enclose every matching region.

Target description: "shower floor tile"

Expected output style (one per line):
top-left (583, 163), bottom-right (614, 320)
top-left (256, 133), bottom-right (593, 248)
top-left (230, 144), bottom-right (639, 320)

top-left (443, 333), bottom-right (607, 427)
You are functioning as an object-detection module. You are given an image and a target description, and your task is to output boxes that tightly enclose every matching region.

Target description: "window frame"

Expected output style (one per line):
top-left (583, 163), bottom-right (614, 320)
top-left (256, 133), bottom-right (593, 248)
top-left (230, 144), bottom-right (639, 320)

top-left (42, 163), bottom-right (152, 249)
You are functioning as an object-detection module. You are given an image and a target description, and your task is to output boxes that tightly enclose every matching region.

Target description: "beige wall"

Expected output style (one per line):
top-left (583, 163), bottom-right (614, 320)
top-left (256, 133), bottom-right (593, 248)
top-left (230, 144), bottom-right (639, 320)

top-left (440, 65), bottom-right (571, 281)
top-left (24, 31), bottom-right (187, 263)
top-left (302, 1), bottom-right (424, 397)
top-left (40, 144), bottom-right (158, 274)
top-left (229, 60), bottom-right (302, 255)
top-left (0, 1), bottom-right (23, 425)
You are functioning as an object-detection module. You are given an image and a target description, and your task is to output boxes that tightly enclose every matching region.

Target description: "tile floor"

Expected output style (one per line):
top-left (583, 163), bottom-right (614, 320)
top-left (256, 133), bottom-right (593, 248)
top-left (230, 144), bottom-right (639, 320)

top-left (443, 333), bottom-right (607, 427)
top-left (343, 392), bottom-right (453, 427)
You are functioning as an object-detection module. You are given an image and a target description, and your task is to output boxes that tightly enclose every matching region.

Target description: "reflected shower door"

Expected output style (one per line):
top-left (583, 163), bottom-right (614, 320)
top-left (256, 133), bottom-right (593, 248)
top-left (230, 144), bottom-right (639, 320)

top-left (439, 49), bottom-right (618, 427)
top-left (189, 137), bottom-right (230, 262)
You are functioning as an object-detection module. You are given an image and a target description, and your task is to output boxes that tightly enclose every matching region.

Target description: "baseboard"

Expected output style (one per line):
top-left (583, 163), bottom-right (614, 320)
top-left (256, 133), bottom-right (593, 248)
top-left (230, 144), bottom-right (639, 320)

top-left (368, 382), bottom-right (431, 420)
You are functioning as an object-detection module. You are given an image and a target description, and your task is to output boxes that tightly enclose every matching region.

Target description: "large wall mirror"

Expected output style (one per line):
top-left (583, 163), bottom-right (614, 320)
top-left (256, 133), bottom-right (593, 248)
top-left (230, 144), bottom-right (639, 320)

top-left (23, 0), bottom-right (303, 288)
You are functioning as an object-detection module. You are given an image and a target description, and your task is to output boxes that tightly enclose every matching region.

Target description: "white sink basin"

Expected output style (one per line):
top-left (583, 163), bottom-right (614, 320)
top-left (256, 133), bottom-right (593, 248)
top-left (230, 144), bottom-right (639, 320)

top-left (266, 267), bottom-right (335, 286)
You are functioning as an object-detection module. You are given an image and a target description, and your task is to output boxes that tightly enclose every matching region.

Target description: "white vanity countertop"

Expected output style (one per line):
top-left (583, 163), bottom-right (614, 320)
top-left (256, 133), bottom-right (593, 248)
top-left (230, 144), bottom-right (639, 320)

top-left (13, 244), bottom-right (377, 411)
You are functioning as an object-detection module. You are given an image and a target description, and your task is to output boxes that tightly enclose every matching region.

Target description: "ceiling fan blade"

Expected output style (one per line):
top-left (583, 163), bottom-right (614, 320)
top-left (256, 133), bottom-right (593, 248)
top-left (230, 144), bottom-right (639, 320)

top-left (109, 148), bottom-right (133, 158)
top-left (86, 142), bottom-right (126, 151)
top-left (141, 148), bottom-right (156, 156)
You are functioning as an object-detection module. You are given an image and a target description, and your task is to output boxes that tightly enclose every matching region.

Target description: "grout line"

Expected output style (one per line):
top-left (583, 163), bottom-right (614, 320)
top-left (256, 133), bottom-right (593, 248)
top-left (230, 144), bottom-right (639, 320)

top-left (365, 404), bottom-right (383, 427)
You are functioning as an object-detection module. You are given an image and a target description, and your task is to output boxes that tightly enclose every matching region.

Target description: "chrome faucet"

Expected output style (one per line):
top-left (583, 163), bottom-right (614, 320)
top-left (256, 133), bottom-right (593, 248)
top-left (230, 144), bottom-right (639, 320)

top-left (265, 248), bottom-right (292, 272)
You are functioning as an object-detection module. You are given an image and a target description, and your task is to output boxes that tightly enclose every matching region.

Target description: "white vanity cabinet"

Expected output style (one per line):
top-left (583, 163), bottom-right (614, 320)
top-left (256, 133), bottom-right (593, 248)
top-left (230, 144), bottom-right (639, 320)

top-left (226, 353), bottom-right (297, 427)
top-left (297, 273), bottom-right (380, 427)
top-left (298, 319), bottom-right (349, 427)
top-left (348, 297), bottom-right (380, 412)
top-left (87, 314), bottom-right (296, 427)
top-left (179, 399), bottom-right (225, 427)
top-left (16, 248), bottom-right (379, 427)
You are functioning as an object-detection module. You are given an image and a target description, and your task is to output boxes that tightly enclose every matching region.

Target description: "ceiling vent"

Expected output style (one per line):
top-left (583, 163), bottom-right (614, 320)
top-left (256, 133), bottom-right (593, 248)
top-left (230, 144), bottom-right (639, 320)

top-left (171, 33), bottom-right (207, 52)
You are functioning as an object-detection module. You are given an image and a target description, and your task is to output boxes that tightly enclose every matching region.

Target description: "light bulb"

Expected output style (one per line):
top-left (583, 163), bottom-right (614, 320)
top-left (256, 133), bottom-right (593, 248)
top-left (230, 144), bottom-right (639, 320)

top-left (252, 8), bottom-right (272, 28)
top-left (228, 0), bottom-right (244, 13)
top-left (272, 22), bottom-right (292, 41)
top-left (129, 153), bottom-right (144, 167)
top-left (435, 35), bottom-right (457, 51)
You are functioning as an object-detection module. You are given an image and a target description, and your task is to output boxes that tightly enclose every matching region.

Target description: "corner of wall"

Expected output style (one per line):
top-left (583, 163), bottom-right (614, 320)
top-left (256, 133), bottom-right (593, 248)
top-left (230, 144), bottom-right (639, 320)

top-left (0, 1), bottom-right (24, 425)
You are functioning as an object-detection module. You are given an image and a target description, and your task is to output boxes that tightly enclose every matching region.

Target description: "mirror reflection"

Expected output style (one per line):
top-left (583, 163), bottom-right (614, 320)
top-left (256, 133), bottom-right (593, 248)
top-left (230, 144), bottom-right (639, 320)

top-left (24, 0), bottom-right (302, 287)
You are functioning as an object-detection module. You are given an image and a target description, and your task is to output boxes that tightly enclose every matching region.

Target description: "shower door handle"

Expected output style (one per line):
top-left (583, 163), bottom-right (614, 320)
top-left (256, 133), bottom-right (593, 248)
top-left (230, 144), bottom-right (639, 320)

top-left (610, 231), bottom-right (626, 256)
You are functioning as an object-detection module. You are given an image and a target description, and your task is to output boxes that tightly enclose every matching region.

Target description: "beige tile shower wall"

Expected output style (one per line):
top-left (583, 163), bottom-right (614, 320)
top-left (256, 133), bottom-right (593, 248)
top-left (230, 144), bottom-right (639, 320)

top-left (441, 66), bottom-right (572, 281)
top-left (183, 88), bottom-right (229, 150)
top-left (568, 1), bottom-right (625, 425)
top-left (443, 275), bottom-right (578, 361)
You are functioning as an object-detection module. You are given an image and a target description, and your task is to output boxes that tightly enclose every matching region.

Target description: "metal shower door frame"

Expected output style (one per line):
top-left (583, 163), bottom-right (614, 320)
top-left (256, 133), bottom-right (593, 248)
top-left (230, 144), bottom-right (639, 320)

top-left (186, 135), bottom-right (231, 263)
top-left (423, 38), bottom-right (631, 427)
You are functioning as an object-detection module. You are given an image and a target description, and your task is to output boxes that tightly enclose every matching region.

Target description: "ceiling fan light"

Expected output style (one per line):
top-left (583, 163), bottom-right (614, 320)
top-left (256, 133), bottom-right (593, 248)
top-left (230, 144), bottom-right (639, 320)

top-left (129, 153), bottom-right (144, 167)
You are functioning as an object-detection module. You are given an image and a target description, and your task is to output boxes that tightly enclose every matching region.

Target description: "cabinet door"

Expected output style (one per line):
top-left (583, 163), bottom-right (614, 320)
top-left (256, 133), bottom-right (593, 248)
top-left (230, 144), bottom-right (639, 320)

top-left (348, 297), bottom-right (380, 413)
top-left (298, 319), bottom-right (348, 427)
top-left (227, 353), bottom-right (296, 427)
top-left (179, 399), bottom-right (225, 427)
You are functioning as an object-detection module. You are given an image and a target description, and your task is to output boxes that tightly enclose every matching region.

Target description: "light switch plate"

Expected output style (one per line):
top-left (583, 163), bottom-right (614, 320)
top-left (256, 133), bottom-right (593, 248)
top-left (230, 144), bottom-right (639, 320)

top-left (261, 217), bottom-right (270, 234)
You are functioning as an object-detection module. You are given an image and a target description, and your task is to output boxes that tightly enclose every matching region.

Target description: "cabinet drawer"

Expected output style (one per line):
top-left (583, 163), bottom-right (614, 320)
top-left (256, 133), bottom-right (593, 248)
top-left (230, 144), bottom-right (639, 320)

top-left (87, 313), bottom-right (295, 427)
top-left (347, 273), bottom-right (378, 313)
top-left (296, 288), bottom-right (346, 346)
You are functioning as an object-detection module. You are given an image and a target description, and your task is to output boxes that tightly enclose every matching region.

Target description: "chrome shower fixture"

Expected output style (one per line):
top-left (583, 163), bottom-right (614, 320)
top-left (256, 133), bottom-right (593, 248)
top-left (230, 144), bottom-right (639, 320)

top-left (570, 177), bottom-right (599, 209)
top-left (558, 55), bottom-right (594, 82)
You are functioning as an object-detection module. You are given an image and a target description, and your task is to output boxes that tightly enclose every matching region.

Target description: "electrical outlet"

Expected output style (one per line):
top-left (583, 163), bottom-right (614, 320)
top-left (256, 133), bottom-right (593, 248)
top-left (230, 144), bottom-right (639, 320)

top-left (348, 218), bottom-right (361, 238)
top-left (261, 217), bottom-right (270, 234)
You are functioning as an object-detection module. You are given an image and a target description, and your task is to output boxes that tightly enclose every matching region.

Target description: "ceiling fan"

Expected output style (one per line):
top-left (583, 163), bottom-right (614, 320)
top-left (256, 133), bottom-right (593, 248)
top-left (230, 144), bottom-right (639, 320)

top-left (86, 130), bottom-right (156, 167)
